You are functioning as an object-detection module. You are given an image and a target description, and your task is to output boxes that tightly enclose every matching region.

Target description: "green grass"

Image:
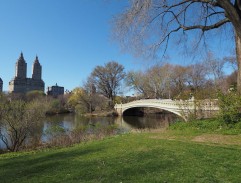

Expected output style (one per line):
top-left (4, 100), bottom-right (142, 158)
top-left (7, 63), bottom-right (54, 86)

top-left (170, 118), bottom-right (241, 135)
top-left (1, 132), bottom-right (241, 182)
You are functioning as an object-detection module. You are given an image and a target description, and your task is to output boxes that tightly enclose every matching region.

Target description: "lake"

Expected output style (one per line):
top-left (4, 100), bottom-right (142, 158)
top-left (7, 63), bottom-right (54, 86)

top-left (0, 113), bottom-right (180, 150)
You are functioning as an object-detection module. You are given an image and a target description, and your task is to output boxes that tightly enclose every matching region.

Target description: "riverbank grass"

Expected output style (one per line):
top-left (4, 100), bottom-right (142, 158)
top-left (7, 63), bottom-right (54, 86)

top-left (1, 129), bottom-right (241, 182)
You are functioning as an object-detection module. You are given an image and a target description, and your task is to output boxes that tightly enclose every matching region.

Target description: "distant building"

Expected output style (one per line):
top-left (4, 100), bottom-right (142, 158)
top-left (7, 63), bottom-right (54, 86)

top-left (0, 78), bottom-right (3, 92)
top-left (9, 53), bottom-right (45, 93)
top-left (47, 83), bottom-right (64, 97)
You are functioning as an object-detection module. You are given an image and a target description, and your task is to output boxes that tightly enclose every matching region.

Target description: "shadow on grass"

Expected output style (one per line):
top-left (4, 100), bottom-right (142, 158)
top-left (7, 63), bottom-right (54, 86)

top-left (0, 145), bottom-right (105, 183)
top-left (0, 141), bottom-right (182, 182)
top-left (1, 135), bottom-right (241, 183)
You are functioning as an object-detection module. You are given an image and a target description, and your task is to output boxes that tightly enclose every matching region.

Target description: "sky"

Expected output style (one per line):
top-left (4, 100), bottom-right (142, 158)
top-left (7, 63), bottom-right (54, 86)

top-left (0, 0), bottom-right (236, 92)
top-left (0, 0), bottom-right (137, 92)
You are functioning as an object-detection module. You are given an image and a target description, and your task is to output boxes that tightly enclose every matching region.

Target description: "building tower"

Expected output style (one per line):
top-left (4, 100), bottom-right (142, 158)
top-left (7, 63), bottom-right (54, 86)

top-left (9, 53), bottom-right (45, 93)
top-left (0, 78), bottom-right (3, 92)
top-left (32, 56), bottom-right (42, 80)
top-left (15, 52), bottom-right (27, 79)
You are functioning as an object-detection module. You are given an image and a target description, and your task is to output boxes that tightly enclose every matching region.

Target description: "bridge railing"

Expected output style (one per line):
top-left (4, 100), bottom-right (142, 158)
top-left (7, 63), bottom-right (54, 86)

top-left (114, 99), bottom-right (219, 111)
top-left (114, 99), bottom-right (219, 121)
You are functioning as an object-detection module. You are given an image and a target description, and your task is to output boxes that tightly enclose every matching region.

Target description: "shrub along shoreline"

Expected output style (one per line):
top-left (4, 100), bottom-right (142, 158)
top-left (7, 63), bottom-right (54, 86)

top-left (170, 118), bottom-right (241, 135)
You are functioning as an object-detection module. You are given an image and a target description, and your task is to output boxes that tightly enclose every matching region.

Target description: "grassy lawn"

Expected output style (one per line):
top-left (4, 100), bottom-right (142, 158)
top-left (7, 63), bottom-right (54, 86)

top-left (1, 127), bottom-right (241, 183)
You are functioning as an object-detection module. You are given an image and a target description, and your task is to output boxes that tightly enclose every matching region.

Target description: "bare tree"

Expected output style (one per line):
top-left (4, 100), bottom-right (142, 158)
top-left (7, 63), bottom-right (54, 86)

top-left (113, 0), bottom-right (241, 92)
top-left (169, 65), bottom-right (189, 97)
top-left (206, 53), bottom-right (226, 79)
top-left (205, 52), bottom-right (227, 90)
top-left (125, 70), bottom-right (149, 97)
top-left (186, 63), bottom-right (208, 91)
top-left (125, 65), bottom-right (170, 98)
top-left (126, 63), bottom-right (190, 99)
top-left (82, 77), bottom-right (97, 113)
top-left (226, 70), bottom-right (238, 89)
top-left (91, 61), bottom-right (125, 107)
top-left (82, 77), bottom-right (108, 113)
top-left (125, 62), bottom-right (222, 99)
top-left (146, 64), bottom-right (172, 98)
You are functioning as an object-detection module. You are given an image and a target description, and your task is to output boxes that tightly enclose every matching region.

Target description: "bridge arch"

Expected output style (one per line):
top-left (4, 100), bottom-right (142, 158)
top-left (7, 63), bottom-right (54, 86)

top-left (114, 99), bottom-right (188, 120)
top-left (122, 105), bottom-right (185, 120)
top-left (115, 99), bottom-right (219, 122)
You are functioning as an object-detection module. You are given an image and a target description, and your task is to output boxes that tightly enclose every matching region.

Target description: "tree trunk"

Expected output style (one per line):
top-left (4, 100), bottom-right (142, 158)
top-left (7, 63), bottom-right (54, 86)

top-left (236, 34), bottom-right (241, 93)
top-left (234, 0), bottom-right (241, 93)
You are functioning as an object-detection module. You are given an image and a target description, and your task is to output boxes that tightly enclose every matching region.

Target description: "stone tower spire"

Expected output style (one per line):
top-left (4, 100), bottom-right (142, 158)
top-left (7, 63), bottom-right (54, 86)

top-left (15, 52), bottom-right (27, 79)
top-left (32, 55), bottom-right (42, 80)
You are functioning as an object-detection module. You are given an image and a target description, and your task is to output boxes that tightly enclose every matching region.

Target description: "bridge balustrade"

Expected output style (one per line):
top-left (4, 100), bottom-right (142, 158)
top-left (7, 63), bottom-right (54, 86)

top-left (114, 99), bottom-right (219, 121)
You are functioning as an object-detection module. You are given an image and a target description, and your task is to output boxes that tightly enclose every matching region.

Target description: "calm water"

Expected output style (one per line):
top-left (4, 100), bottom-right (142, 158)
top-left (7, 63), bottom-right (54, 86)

top-left (0, 113), bottom-right (180, 149)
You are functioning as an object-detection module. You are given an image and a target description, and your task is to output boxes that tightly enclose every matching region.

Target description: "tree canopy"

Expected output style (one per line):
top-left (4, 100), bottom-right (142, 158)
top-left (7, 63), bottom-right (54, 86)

top-left (91, 61), bottom-right (125, 106)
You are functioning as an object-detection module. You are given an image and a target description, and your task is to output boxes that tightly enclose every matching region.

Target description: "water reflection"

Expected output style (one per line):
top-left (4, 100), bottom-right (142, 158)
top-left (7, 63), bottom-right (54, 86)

top-left (44, 114), bottom-right (116, 131)
top-left (121, 113), bottom-right (180, 129)
top-left (44, 113), bottom-right (179, 131)
top-left (0, 113), bottom-right (180, 149)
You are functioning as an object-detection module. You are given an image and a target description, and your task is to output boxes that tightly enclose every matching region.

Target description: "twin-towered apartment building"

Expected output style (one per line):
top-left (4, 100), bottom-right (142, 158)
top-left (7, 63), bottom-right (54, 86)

top-left (9, 52), bottom-right (45, 93)
top-left (0, 53), bottom-right (64, 96)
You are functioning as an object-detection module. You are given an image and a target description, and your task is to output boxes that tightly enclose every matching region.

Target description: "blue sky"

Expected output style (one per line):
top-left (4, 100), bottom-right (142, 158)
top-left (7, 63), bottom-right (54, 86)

top-left (0, 0), bottom-right (235, 92)
top-left (0, 0), bottom-right (138, 92)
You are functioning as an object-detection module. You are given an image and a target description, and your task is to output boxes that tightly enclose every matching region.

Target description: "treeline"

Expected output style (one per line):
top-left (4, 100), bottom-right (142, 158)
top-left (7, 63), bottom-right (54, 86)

top-left (126, 57), bottom-right (236, 100)
top-left (68, 56), bottom-right (237, 114)
top-left (67, 57), bottom-right (241, 127)
top-left (6, 90), bottom-right (70, 115)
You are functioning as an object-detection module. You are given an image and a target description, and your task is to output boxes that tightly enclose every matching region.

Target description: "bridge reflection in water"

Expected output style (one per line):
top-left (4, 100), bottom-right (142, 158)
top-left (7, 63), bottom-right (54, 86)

top-left (115, 112), bottom-right (181, 129)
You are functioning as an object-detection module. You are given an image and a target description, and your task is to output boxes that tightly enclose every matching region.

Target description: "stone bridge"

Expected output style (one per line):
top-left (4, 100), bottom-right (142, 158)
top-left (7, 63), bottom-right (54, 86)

top-left (114, 99), bottom-right (219, 121)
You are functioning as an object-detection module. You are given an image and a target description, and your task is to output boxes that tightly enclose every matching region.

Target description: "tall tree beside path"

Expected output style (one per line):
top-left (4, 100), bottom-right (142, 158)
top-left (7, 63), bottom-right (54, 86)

top-left (91, 61), bottom-right (125, 107)
top-left (113, 0), bottom-right (241, 92)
